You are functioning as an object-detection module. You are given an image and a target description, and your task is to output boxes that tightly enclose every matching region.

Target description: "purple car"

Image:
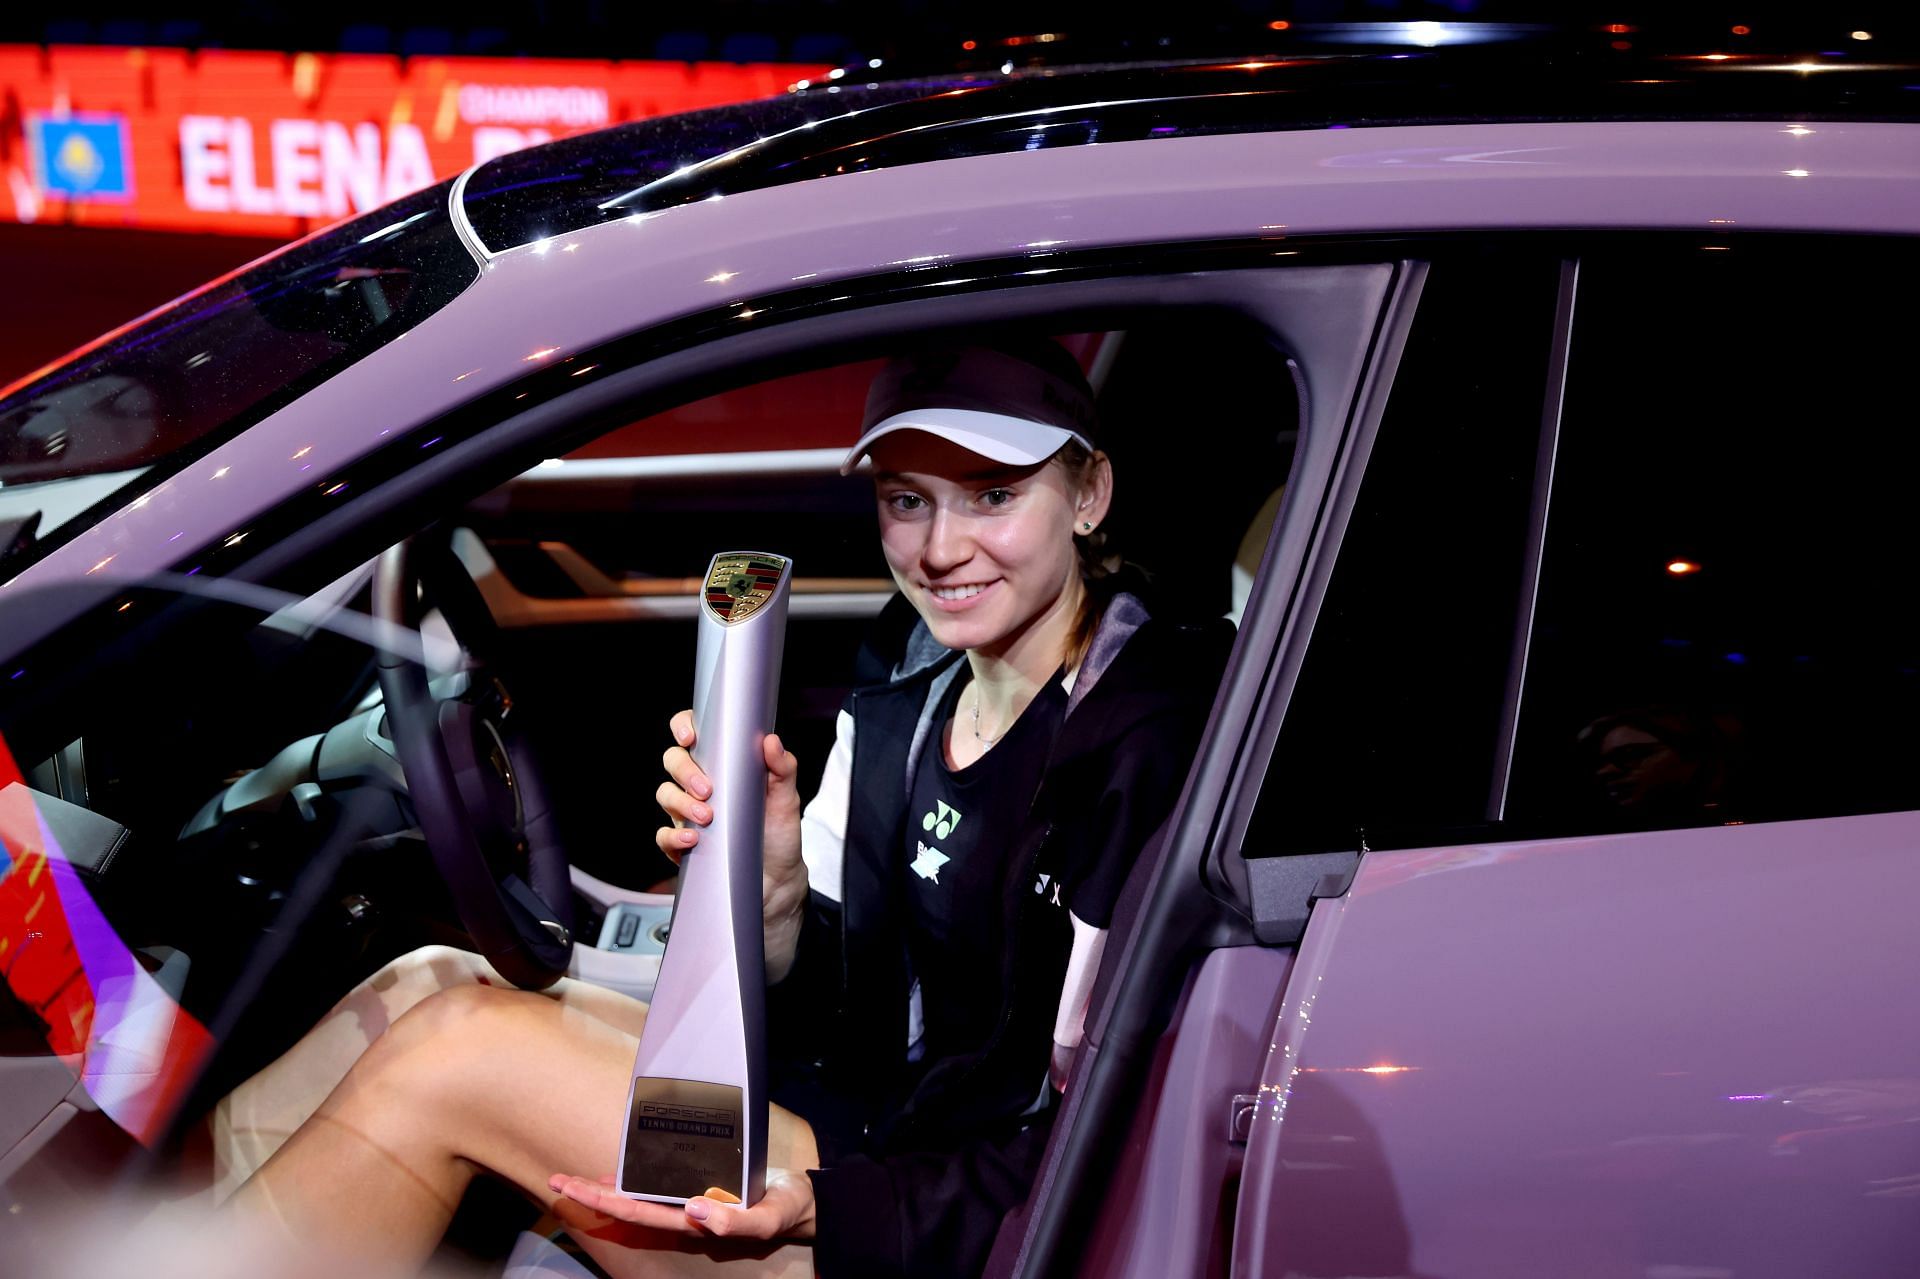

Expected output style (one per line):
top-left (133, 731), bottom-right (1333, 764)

top-left (2, 37), bottom-right (1918, 1278)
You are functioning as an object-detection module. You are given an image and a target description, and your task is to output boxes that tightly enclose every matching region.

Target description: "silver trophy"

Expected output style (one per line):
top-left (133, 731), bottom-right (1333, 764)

top-left (616, 552), bottom-right (790, 1207)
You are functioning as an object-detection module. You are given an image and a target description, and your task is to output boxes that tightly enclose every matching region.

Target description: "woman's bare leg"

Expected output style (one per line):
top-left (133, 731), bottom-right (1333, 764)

top-left (202, 945), bottom-right (653, 1204)
top-left (204, 946), bottom-right (504, 1201)
top-left (228, 981), bottom-right (815, 1277)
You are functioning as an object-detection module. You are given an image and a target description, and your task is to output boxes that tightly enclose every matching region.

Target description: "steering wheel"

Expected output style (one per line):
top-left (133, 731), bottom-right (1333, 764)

top-left (372, 529), bottom-right (575, 990)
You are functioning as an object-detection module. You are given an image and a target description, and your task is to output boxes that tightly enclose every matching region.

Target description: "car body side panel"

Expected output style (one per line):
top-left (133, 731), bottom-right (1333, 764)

top-left (1076, 945), bottom-right (1293, 1279)
top-left (6, 120), bottom-right (1917, 657)
top-left (1234, 810), bottom-right (1920, 1279)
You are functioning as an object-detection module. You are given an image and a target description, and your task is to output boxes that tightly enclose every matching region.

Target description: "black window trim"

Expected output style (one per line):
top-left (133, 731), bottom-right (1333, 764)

top-left (1487, 257), bottom-right (1580, 822)
top-left (1196, 260), bottom-right (1426, 907)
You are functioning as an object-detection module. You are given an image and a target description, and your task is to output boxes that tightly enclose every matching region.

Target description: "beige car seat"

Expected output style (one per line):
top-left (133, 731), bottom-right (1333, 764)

top-left (1229, 483), bottom-right (1287, 629)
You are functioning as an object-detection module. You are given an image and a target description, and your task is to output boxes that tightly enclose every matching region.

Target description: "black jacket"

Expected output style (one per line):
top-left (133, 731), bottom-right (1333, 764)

top-left (772, 595), bottom-right (1231, 1277)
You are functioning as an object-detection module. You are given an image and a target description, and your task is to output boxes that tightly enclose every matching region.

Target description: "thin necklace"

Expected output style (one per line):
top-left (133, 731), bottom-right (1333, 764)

top-left (970, 682), bottom-right (1001, 747)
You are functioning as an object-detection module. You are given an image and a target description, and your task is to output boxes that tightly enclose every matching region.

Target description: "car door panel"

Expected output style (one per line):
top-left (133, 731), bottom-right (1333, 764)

top-left (1236, 812), bottom-right (1920, 1279)
top-left (1073, 947), bottom-right (1294, 1279)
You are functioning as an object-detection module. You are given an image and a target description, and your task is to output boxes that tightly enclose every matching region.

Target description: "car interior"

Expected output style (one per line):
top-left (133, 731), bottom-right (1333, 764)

top-left (0, 299), bottom-right (1311, 1270)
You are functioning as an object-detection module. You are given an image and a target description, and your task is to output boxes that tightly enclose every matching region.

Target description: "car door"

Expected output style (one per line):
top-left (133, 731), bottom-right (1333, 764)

top-left (1017, 245), bottom-right (1560, 1279)
top-left (1231, 238), bottom-right (1920, 1278)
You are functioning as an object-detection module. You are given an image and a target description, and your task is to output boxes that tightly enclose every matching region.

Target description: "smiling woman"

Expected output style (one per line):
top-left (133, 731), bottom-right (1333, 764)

top-left (870, 428), bottom-right (1104, 692)
top-left (204, 335), bottom-right (1232, 1279)
top-left (855, 340), bottom-right (1113, 691)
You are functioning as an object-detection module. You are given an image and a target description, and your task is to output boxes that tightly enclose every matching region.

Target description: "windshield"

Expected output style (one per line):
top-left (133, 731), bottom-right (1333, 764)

top-left (0, 570), bottom-right (444, 1155)
top-left (459, 76), bottom-right (993, 252)
top-left (0, 181), bottom-right (479, 561)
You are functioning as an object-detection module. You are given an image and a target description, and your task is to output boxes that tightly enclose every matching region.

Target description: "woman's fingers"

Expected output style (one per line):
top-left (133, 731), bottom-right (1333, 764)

top-left (687, 1168), bottom-right (817, 1241)
top-left (685, 1198), bottom-right (787, 1240)
top-left (759, 734), bottom-right (805, 882)
top-left (670, 708), bottom-right (696, 748)
top-left (654, 823), bottom-right (696, 863)
top-left (762, 734), bottom-right (800, 800)
top-left (546, 1172), bottom-right (811, 1242)
top-left (686, 1196), bottom-right (760, 1237)
top-left (654, 779), bottom-right (711, 827)
top-left (655, 710), bottom-right (710, 865)
top-left (546, 1174), bottom-right (700, 1233)
top-left (662, 743), bottom-right (712, 801)
top-left (661, 722), bottom-right (800, 875)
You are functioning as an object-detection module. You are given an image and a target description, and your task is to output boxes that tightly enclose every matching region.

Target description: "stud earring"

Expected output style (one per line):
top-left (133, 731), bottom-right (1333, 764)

top-left (1081, 521), bottom-right (1095, 532)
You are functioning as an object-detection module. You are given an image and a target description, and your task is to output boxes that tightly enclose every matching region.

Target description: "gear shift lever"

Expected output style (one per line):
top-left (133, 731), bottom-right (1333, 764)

top-left (617, 552), bottom-right (790, 1207)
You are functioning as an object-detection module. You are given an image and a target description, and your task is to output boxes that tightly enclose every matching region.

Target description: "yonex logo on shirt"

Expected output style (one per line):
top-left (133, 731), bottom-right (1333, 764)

top-left (921, 800), bottom-right (962, 841)
top-left (912, 843), bottom-right (950, 883)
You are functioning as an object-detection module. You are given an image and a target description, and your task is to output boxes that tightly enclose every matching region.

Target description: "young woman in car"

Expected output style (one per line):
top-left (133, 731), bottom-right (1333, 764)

top-left (220, 338), bottom-right (1229, 1278)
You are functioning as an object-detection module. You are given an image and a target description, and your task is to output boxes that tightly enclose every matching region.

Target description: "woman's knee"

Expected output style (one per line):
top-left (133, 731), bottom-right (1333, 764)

top-left (386, 980), bottom-right (533, 1057)
top-left (310, 944), bottom-right (498, 1052)
top-left (361, 944), bottom-right (501, 1007)
top-left (332, 982), bottom-right (540, 1118)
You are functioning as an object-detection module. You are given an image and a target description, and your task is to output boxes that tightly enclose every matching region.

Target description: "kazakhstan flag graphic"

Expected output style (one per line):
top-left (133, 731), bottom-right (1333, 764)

top-left (29, 113), bottom-right (133, 200)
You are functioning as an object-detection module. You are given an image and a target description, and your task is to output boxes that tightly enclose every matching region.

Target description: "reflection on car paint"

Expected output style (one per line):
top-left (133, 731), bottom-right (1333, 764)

top-left (0, 735), bottom-right (212, 1144)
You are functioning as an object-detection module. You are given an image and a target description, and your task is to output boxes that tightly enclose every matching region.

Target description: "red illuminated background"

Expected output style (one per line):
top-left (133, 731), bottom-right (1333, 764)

top-left (0, 45), bottom-right (826, 385)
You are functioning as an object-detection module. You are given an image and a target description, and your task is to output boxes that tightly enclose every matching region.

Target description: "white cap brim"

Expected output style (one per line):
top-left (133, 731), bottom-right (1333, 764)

top-left (840, 407), bottom-right (1086, 474)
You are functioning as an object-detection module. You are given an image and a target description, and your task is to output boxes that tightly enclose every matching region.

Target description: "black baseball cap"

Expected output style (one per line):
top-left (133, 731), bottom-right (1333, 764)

top-left (841, 339), bottom-right (1098, 474)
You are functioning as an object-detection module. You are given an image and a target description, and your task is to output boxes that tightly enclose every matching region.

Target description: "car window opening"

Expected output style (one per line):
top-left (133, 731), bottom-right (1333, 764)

top-left (0, 312), bottom-right (1301, 1172)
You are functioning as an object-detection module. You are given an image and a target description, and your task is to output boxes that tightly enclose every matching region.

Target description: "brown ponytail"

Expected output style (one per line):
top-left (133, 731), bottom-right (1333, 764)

top-left (1053, 440), bottom-right (1118, 671)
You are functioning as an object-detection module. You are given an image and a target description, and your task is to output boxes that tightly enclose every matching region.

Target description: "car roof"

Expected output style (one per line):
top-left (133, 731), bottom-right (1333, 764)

top-left (461, 46), bottom-right (1920, 254)
top-left (8, 37), bottom-right (1920, 661)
